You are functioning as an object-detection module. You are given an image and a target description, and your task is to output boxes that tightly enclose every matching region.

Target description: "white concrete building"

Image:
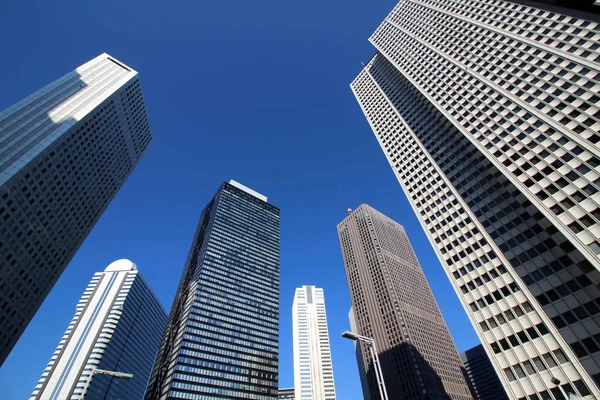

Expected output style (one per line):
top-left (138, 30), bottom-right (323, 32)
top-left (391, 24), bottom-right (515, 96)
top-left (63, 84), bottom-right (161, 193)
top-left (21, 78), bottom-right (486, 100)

top-left (30, 260), bottom-right (166, 400)
top-left (292, 286), bottom-right (336, 400)
top-left (351, 0), bottom-right (600, 399)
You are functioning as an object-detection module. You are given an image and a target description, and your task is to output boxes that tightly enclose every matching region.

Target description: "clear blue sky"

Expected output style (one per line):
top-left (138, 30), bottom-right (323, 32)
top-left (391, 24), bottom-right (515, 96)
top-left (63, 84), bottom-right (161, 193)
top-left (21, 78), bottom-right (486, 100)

top-left (0, 0), bottom-right (480, 398)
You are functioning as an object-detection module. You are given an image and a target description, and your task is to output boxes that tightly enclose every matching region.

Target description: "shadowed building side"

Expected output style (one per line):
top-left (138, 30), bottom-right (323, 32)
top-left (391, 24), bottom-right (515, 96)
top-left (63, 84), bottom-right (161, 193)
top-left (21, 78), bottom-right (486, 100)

top-left (460, 344), bottom-right (509, 400)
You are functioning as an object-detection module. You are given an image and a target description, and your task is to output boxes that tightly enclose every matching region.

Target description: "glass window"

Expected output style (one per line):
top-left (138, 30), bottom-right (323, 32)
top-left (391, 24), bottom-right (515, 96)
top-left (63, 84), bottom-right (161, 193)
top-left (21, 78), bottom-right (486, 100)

top-left (523, 360), bottom-right (536, 374)
top-left (532, 356), bottom-right (546, 371)
top-left (514, 364), bottom-right (526, 378)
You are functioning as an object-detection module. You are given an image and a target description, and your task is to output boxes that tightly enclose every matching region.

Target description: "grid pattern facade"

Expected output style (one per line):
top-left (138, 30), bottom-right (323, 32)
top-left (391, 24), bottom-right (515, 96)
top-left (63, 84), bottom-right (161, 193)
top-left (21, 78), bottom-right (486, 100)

top-left (350, 1), bottom-right (600, 399)
top-left (0, 53), bottom-right (152, 365)
top-left (461, 344), bottom-right (509, 400)
top-left (145, 181), bottom-right (280, 400)
top-left (30, 260), bottom-right (167, 400)
top-left (278, 388), bottom-right (296, 399)
top-left (292, 286), bottom-right (336, 400)
top-left (337, 205), bottom-right (472, 400)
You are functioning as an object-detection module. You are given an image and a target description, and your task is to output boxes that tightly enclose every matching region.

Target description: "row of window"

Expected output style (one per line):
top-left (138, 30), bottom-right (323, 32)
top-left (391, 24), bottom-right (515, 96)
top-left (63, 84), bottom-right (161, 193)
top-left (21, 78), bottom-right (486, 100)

top-left (490, 323), bottom-right (550, 354)
top-left (535, 274), bottom-right (593, 306)
top-left (468, 281), bottom-right (521, 310)
top-left (513, 380), bottom-right (590, 400)
top-left (551, 297), bottom-right (600, 329)
top-left (457, 264), bottom-right (508, 293)
top-left (503, 348), bottom-right (568, 382)
top-left (479, 301), bottom-right (534, 331)
top-left (569, 332), bottom-right (600, 359)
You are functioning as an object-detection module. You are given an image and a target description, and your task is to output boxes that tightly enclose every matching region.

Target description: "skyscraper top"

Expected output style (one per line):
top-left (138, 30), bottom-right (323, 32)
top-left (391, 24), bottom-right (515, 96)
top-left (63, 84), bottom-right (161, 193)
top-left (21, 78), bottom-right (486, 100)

top-left (229, 179), bottom-right (267, 201)
top-left (0, 52), bottom-right (143, 186)
top-left (105, 258), bottom-right (137, 272)
top-left (0, 53), bottom-right (152, 365)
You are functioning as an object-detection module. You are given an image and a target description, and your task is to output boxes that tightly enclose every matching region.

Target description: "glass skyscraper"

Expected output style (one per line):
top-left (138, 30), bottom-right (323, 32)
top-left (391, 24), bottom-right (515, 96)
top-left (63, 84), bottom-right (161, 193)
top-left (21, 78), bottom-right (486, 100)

top-left (351, 0), bottom-right (600, 398)
top-left (338, 205), bottom-right (472, 400)
top-left (145, 180), bottom-right (280, 400)
top-left (0, 53), bottom-right (152, 365)
top-left (30, 259), bottom-right (167, 400)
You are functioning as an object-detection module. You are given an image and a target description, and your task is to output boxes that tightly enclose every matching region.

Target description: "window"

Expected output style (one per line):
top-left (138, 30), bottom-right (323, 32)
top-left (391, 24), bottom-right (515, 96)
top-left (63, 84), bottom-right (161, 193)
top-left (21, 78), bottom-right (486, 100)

top-left (523, 360), bottom-right (536, 374)
top-left (553, 349), bottom-right (568, 364)
top-left (543, 353), bottom-right (557, 368)
top-left (532, 356), bottom-right (546, 371)
top-left (514, 364), bottom-right (526, 378)
top-left (504, 367), bottom-right (516, 381)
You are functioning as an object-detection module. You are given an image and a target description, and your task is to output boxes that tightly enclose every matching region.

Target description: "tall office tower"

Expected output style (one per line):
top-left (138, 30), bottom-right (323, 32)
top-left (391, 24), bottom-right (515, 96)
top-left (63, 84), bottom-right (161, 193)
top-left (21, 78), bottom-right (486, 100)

top-left (461, 344), bottom-right (509, 400)
top-left (30, 259), bottom-right (167, 400)
top-left (145, 180), bottom-right (280, 400)
top-left (350, 0), bottom-right (600, 398)
top-left (349, 306), bottom-right (371, 400)
top-left (337, 205), bottom-right (472, 400)
top-left (0, 53), bottom-right (152, 365)
top-left (292, 285), bottom-right (336, 400)
top-left (278, 388), bottom-right (296, 399)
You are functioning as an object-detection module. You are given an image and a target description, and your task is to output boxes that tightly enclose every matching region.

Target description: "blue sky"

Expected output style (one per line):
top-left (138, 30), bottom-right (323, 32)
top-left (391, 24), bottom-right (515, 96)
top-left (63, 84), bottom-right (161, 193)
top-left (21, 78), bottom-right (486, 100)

top-left (0, 0), bottom-right (480, 398)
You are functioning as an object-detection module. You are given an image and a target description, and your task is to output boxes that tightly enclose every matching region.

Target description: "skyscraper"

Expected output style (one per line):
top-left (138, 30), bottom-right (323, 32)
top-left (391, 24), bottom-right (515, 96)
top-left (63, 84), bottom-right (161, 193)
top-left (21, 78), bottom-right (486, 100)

top-left (30, 259), bottom-right (167, 400)
top-left (0, 53), bottom-right (152, 365)
top-left (350, 1), bottom-right (600, 398)
top-left (460, 344), bottom-right (509, 400)
top-left (145, 180), bottom-right (280, 400)
top-left (337, 205), bottom-right (472, 400)
top-left (292, 285), bottom-right (336, 400)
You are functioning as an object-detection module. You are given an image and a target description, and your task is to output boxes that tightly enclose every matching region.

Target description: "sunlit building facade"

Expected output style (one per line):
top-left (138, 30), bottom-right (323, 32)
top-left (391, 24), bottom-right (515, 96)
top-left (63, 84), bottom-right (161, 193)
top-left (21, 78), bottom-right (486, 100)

top-left (292, 285), bottom-right (336, 400)
top-left (351, 0), bottom-right (600, 398)
top-left (461, 344), bottom-right (509, 400)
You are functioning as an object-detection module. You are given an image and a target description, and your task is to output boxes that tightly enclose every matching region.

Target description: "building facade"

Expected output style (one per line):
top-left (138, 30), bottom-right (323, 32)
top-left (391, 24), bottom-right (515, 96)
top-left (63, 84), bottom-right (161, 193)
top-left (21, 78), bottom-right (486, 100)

top-left (292, 285), bottom-right (336, 400)
top-left (0, 53), bottom-right (152, 365)
top-left (30, 259), bottom-right (167, 400)
top-left (350, 1), bottom-right (600, 398)
top-left (461, 344), bottom-right (509, 400)
top-left (349, 307), bottom-right (371, 400)
top-left (145, 180), bottom-right (280, 400)
top-left (337, 205), bottom-right (472, 400)
top-left (278, 388), bottom-right (296, 399)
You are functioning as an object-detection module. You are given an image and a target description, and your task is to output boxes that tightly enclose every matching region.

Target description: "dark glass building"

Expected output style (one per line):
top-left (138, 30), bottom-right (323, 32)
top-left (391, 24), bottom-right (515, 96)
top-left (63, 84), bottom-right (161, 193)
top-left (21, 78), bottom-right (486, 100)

top-left (145, 180), bottom-right (280, 400)
top-left (460, 344), bottom-right (509, 400)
